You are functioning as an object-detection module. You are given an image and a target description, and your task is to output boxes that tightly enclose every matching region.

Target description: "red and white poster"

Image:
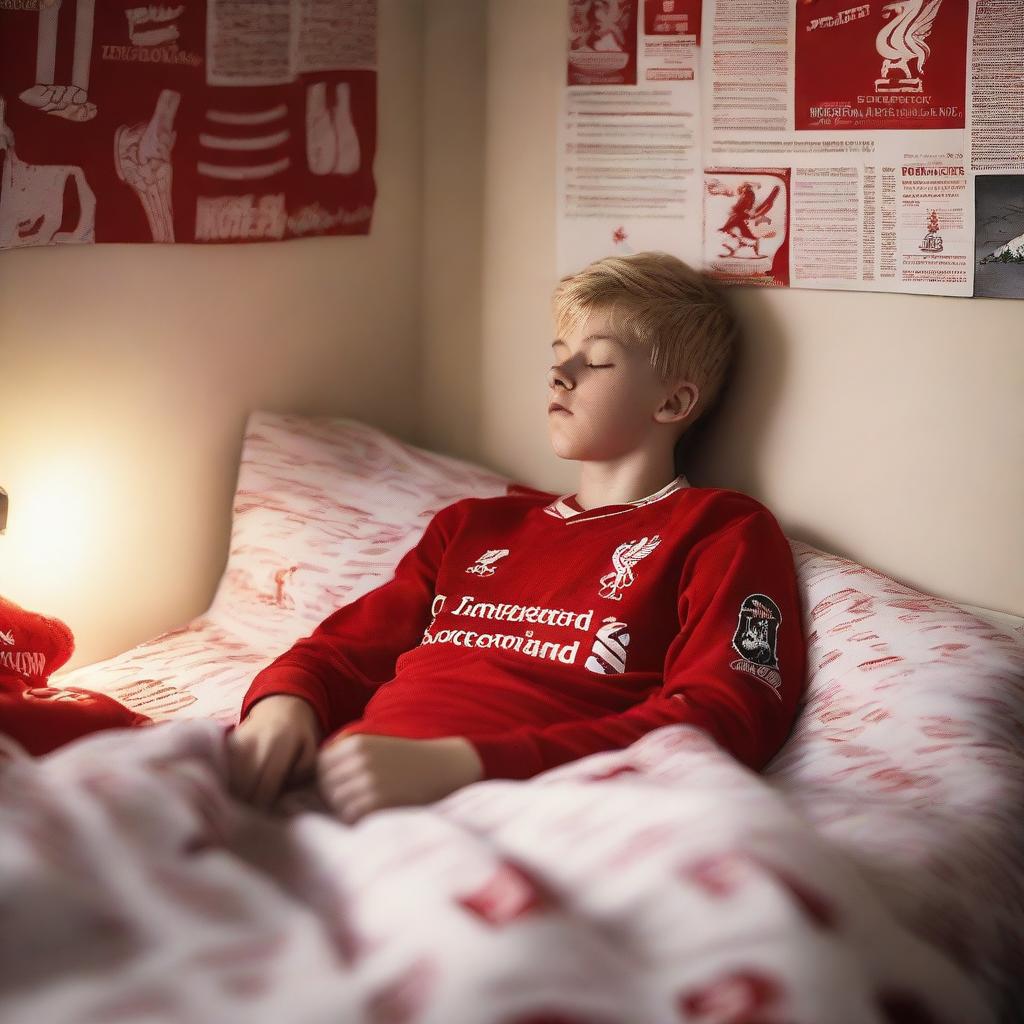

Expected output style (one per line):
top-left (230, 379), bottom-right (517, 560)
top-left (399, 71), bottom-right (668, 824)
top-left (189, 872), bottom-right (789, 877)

top-left (0, 0), bottom-right (378, 250)
top-left (557, 0), bottom-right (1024, 300)
top-left (568, 0), bottom-right (640, 85)
top-left (794, 0), bottom-right (968, 131)
top-left (644, 0), bottom-right (701, 42)
top-left (558, 0), bottom-right (705, 275)
top-left (704, 168), bottom-right (791, 288)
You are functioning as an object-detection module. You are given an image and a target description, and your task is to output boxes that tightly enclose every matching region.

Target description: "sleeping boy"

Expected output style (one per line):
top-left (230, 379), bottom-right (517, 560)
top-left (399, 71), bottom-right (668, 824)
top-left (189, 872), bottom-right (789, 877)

top-left (226, 251), bottom-right (807, 822)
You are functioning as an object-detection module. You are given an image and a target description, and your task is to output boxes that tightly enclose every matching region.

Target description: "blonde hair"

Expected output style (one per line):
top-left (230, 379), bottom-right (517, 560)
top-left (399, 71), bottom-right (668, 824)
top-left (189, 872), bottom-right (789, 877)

top-left (551, 251), bottom-right (739, 435)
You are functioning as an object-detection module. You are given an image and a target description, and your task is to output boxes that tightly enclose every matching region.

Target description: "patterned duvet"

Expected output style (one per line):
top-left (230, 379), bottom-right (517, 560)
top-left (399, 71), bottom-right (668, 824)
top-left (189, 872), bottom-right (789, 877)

top-left (1, 411), bottom-right (1021, 1024)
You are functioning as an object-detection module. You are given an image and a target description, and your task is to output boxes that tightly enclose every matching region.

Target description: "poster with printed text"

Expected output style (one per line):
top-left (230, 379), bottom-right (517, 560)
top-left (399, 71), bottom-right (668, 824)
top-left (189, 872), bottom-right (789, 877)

top-left (558, 0), bottom-right (705, 277)
top-left (0, 0), bottom-right (377, 250)
top-left (557, 0), bottom-right (1024, 299)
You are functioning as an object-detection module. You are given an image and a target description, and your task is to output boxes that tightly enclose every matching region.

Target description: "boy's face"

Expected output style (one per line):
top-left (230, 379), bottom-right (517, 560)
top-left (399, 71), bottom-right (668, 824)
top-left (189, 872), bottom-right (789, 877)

top-left (547, 307), bottom-right (695, 462)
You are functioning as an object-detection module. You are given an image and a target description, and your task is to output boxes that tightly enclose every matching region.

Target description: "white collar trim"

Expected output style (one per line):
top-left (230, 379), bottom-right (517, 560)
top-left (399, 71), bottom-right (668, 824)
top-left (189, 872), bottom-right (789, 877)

top-left (543, 474), bottom-right (690, 521)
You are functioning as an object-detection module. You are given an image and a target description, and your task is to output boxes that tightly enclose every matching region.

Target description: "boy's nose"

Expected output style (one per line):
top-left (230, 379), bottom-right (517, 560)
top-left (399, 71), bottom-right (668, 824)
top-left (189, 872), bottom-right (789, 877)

top-left (548, 366), bottom-right (574, 390)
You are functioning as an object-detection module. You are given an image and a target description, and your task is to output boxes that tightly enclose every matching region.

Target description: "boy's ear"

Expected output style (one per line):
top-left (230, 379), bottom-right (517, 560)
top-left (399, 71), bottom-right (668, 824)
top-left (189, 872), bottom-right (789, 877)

top-left (656, 378), bottom-right (699, 425)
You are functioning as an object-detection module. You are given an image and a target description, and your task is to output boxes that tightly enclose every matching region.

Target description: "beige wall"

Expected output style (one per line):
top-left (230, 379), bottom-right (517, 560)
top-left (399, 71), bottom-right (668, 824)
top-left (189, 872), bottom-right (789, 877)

top-left (1, 0), bottom-right (1021, 676)
top-left (0, 0), bottom-right (425, 672)
top-left (420, 0), bottom-right (488, 461)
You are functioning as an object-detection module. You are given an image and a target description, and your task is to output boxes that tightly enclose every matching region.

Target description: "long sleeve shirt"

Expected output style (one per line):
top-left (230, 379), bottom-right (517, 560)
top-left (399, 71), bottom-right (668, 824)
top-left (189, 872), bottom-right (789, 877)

top-left (238, 474), bottom-right (808, 781)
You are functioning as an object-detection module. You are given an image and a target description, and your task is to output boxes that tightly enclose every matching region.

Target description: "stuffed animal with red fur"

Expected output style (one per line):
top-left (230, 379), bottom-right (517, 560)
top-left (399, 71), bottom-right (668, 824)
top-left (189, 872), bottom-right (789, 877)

top-left (0, 594), bottom-right (152, 756)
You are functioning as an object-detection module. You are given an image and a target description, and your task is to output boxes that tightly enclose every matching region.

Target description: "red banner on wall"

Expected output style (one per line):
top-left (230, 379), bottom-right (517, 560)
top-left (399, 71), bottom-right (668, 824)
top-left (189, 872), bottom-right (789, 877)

top-left (0, 0), bottom-right (378, 249)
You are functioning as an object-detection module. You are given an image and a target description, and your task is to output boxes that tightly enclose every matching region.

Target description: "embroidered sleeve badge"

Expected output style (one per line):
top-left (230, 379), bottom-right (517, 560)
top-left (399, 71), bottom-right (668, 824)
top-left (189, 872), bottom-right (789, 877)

top-left (729, 593), bottom-right (783, 699)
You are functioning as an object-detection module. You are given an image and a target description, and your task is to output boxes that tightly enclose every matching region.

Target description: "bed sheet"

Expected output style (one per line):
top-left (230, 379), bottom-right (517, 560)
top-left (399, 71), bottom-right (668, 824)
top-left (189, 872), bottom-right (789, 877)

top-left (5, 411), bottom-right (1020, 1023)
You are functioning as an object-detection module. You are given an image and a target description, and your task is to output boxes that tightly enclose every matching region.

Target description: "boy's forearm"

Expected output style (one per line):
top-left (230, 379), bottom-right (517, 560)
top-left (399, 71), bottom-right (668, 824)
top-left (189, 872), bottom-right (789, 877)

top-left (436, 736), bottom-right (485, 786)
top-left (323, 726), bottom-right (483, 787)
top-left (314, 733), bottom-right (486, 821)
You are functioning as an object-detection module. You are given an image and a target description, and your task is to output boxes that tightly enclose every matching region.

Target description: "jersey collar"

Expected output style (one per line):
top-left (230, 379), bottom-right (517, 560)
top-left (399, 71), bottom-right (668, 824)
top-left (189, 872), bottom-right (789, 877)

top-left (543, 473), bottom-right (691, 522)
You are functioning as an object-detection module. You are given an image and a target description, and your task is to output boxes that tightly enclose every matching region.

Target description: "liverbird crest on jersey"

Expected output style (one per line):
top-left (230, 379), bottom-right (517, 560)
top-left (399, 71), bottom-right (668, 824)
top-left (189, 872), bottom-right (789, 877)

top-left (585, 616), bottom-right (631, 674)
top-left (465, 548), bottom-right (510, 576)
top-left (598, 535), bottom-right (661, 600)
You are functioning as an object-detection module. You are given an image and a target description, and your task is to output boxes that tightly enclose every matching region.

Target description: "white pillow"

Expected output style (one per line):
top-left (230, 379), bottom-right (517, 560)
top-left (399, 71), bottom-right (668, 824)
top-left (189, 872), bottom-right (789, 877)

top-left (207, 410), bottom-right (517, 638)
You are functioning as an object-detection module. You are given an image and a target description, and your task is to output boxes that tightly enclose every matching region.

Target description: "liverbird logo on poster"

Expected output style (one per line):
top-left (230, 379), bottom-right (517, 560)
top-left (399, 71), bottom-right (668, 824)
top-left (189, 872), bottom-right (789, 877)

top-left (598, 536), bottom-right (661, 600)
top-left (875, 0), bottom-right (942, 94)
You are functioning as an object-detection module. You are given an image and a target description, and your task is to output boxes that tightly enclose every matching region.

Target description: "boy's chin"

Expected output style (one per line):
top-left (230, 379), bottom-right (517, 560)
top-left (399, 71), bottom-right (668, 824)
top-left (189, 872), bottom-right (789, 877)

top-left (548, 437), bottom-right (581, 460)
top-left (549, 441), bottom-right (597, 462)
top-left (549, 432), bottom-right (623, 462)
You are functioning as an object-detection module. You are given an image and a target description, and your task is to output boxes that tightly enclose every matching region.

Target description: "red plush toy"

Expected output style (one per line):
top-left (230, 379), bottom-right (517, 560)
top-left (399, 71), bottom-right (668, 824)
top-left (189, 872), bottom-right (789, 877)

top-left (0, 595), bottom-right (153, 756)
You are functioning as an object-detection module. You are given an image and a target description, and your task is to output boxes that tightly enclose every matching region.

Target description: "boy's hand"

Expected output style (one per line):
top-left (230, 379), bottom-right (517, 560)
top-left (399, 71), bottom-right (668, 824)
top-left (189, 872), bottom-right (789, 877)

top-left (316, 733), bottom-right (484, 824)
top-left (226, 694), bottom-right (324, 810)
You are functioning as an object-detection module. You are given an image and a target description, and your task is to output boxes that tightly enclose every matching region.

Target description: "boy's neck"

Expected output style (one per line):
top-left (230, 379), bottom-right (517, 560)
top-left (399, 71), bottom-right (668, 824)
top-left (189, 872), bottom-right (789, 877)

top-left (572, 459), bottom-right (679, 512)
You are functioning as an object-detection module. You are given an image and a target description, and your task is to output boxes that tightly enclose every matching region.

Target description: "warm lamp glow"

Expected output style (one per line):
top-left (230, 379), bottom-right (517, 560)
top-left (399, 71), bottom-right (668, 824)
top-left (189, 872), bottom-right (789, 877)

top-left (4, 453), bottom-right (110, 582)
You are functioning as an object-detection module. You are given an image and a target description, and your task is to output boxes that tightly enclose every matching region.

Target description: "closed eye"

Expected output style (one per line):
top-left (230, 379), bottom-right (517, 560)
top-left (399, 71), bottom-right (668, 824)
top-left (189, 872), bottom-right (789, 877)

top-left (586, 363), bottom-right (613, 368)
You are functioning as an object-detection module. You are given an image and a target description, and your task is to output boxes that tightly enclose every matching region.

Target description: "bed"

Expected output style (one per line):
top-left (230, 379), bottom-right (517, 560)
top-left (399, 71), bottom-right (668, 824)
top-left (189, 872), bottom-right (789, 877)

top-left (2, 410), bottom-right (1022, 1024)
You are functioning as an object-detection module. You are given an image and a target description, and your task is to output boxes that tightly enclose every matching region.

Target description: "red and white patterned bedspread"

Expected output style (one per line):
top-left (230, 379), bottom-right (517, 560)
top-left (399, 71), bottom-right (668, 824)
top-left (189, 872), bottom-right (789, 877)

top-left (1, 412), bottom-right (1020, 1024)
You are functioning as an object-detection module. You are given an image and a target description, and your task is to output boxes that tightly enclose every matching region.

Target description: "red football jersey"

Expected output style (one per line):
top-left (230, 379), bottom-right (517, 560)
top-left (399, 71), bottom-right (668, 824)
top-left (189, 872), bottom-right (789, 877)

top-left (239, 476), bottom-right (807, 781)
